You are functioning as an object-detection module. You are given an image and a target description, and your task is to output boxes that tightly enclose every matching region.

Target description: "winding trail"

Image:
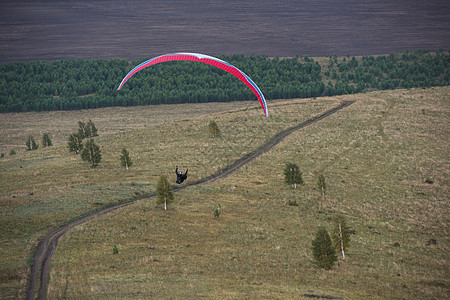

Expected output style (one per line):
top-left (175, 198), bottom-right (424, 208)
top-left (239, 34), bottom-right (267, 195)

top-left (26, 101), bottom-right (353, 300)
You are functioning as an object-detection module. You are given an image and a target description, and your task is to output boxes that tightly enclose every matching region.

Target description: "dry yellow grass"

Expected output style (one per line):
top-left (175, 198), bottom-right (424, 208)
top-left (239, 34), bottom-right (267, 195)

top-left (0, 101), bottom-right (260, 155)
top-left (1, 87), bottom-right (448, 298)
top-left (43, 87), bottom-right (449, 299)
top-left (1, 98), bottom-right (338, 298)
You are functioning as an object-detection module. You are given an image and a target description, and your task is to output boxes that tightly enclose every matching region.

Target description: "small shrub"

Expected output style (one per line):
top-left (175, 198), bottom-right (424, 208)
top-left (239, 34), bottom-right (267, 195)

top-left (288, 199), bottom-right (298, 206)
top-left (113, 245), bottom-right (119, 255)
top-left (214, 204), bottom-right (221, 218)
top-left (9, 149), bottom-right (16, 156)
top-left (426, 238), bottom-right (437, 246)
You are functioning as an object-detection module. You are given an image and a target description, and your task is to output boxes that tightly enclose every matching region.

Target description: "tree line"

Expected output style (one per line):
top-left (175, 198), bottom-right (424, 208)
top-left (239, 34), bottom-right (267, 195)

top-left (323, 49), bottom-right (449, 95)
top-left (0, 50), bottom-right (448, 113)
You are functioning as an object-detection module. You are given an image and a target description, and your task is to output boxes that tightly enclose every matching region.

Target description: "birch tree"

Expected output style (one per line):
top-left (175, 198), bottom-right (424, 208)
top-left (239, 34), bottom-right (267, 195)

top-left (120, 148), bottom-right (133, 170)
top-left (78, 121), bottom-right (90, 139)
top-left (317, 173), bottom-right (326, 210)
top-left (81, 139), bottom-right (102, 168)
top-left (26, 135), bottom-right (38, 151)
top-left (78, 119), bottom-right (98, 139)
top-left (156, 175), bottom-right (173, 210)
top-left (284, 163), bottom-right (303, 189)
top-left (42, 133), bottom-right (53, 147)
top-left (68, 133), bottom-right (83, 154)
top-left (208, 120), bottom-right (220, 137)
top-left (331, 215), bottom-right (351, 260)
top-left (318, 174), bottom-right (326, 196)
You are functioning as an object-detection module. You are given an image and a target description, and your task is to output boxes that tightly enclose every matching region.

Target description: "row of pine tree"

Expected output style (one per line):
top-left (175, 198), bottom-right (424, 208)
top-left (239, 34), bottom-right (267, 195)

top-left (1, 50), bottom-right (448, 112)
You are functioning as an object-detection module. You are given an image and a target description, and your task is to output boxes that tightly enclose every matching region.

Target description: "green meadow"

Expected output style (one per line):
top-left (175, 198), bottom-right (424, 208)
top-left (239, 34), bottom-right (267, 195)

top-left (1, 87), bottom-right (449, 298)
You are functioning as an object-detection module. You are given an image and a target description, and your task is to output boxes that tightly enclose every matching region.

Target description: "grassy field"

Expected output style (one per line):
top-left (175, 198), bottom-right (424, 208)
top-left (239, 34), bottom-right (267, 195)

top-left (0, 97), bottom-right (338, 298)
top-left (1, 87), bottom-right (449, 298)
top-left (0, 101), bottom-right (265, 155)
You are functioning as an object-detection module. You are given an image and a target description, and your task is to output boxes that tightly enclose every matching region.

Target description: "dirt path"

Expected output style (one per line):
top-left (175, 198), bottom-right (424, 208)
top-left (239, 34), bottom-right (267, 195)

top-left (26, 101), bottom-right (353, 299)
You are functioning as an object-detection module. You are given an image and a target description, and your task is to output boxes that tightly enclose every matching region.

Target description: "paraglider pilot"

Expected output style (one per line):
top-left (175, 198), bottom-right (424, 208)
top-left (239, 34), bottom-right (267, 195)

top-left (175, 166), bottom-right (188, 184)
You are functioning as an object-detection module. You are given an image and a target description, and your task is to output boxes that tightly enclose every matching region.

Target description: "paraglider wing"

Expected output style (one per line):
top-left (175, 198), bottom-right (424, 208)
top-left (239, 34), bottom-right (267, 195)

top-left (117, 53), bottom-right (268, 117)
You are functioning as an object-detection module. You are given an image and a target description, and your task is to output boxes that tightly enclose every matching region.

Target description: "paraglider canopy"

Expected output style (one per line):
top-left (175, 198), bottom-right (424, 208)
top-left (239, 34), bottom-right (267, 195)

top-left (117, 53), bottom-right (268, 117)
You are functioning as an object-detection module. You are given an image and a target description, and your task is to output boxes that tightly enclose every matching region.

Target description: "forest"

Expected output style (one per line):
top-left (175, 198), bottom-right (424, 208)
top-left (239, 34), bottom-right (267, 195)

top-left (0, 49), bottom-right (448, 113)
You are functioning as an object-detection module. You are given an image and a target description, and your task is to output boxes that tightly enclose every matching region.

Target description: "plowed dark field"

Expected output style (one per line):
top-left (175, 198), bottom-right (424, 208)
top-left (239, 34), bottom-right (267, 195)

top-left (1, 0), bottom-right (449, 63)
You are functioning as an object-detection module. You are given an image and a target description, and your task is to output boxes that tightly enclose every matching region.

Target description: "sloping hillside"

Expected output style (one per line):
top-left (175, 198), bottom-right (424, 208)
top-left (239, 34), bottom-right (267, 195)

top-left (41, 87), bottom-right (449, 299)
